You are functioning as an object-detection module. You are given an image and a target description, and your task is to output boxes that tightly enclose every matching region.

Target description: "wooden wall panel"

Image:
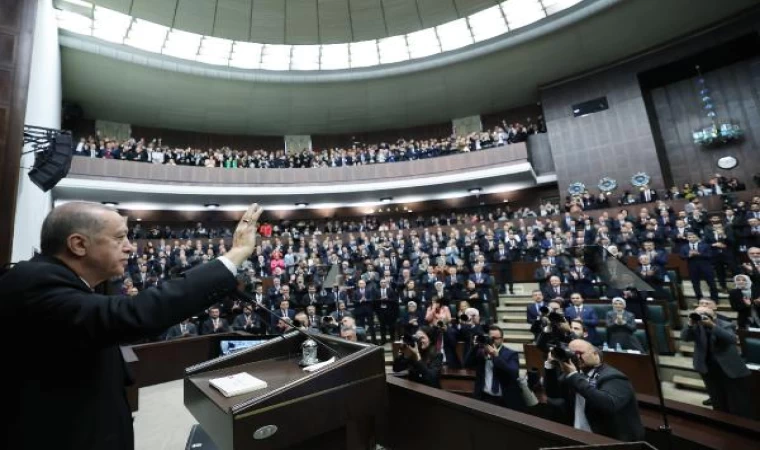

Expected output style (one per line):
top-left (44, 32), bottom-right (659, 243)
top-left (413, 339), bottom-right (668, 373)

top-left (0, 0), bottom-right (38, 265)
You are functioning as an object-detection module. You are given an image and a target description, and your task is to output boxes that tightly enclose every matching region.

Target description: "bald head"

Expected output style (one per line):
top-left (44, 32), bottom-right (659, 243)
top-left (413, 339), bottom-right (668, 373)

top-left (41, 202), bottom-right (115, 256)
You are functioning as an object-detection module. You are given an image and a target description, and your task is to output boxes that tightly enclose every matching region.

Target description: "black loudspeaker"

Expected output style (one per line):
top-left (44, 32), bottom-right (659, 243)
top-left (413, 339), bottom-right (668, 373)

top-left (572, 96), bottom-right (609, 117)
top-left (28, 132), bottom-right (73, 192)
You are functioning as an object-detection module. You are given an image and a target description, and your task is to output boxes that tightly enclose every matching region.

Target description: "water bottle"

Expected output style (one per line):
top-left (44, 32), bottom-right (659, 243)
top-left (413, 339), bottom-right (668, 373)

top-left (603, 342), bottom-right (610, 351)
top-left (615, 342), bottom-right (622, 352)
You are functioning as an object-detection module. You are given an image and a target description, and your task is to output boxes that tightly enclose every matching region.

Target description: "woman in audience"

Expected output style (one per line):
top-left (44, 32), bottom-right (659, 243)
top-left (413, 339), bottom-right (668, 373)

top-left (605, 297), bottom-right (645, 352)
top-left (425, 297), bottom-right (452, 327)
top-left (392, 326), bottom-right (443, 388)
top-left (729, 274), bottom-right (760, 329)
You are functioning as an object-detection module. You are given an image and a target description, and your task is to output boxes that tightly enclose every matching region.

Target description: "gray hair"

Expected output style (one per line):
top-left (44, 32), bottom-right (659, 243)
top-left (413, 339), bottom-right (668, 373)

top-left (40, 202), bottom-right (114, 256)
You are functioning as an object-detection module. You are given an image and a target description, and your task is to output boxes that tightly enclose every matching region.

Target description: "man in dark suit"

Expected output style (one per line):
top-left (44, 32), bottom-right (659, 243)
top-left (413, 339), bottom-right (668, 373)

top-left (681, 305), bottom-right (756, 419)
top-left (464, 325), bottom-right (525, 411)
top-left (352, 279), bottom-right (377, 344)
top-left (165, 318), bottom-right (198, 340)
top-left (271, 299), bottom-right (296, 333)
top-left (232, 304), bottom-right (265, 334)
top-left (526, 289), bottom-right (547, 325)
top-left (679, 232), bottom-right (719, 301)
top-left (0, 201), bottom-right (262, 450)
top-left (201, 306), bottom-right (231, 334)
top-left (534, 258), bottom-right (561, 292)
top-left (375, 278), bottom-right (398, 344)
top-left (564, 293), bottom-right (600, 345)
top-left (544, 339), bottom-right (645, 441)
top-left (542, 276), bottom-right (570, 307)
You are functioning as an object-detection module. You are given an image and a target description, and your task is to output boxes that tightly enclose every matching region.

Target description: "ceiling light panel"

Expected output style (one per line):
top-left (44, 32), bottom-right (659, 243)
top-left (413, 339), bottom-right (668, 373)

top-left (57, 9), bottom-right (93, 35)
top-left (378, 36), bottom-right (409, 64)
top-left (124, 19), bottom-right (168, 53)
top-left (468, 5), bottom-right (508, 42)
top-left (349, 40), bottom-right (379, 68)
top-left (436, 18), bottom-right (473, 52)
top-left (406, 28), bottom-right (440, 59)
top-left (197, 36), bottom-right (233, 66)
top-left (541, 0), bottom-right (584, 15)
top-left (230, 41), bottom-right (263, 69)
top-left (261, 44), bottom-right (292, 71)
top-left (163, 29), bottom-right (202, 60)
top-left (92, 7), bottom-right (131, 44)
top-left (291, 45), bottom-right (321, 71)
top-left (501, 0), bottom-right (547, 30)
top-left (320, 44), bottom-right (350, 70)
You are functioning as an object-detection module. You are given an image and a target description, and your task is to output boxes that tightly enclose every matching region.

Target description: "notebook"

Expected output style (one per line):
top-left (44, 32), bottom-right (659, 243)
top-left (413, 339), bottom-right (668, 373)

top-left (209, 372), bottom-right (267, 398)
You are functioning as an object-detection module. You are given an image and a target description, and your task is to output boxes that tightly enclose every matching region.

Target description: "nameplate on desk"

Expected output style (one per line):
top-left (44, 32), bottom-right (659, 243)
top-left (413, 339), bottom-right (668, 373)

top-left (209, 372), bottom-right (267, 398)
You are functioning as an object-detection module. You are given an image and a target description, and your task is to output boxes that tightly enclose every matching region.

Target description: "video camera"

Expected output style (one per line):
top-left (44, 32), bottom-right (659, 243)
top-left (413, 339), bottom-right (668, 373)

top-left (689, 312), bottom-right (709, 323)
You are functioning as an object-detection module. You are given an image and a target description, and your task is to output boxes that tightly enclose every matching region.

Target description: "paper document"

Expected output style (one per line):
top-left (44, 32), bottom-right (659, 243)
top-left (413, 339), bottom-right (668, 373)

top-left (209, 372), bottom-right (267, 398)
top-left (303, 357), bottom-right (336, 372)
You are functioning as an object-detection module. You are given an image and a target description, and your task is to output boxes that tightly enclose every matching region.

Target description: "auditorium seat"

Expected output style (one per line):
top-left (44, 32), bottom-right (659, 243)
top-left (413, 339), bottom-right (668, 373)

top-left (743, 336), bottom-right (760, 364)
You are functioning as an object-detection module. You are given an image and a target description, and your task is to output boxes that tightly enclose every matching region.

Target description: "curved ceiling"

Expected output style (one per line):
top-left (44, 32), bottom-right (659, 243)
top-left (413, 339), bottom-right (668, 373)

top-left (60, 0), bottom-right (759, 135)
top-left (75, 0), bottom-right (535, 45)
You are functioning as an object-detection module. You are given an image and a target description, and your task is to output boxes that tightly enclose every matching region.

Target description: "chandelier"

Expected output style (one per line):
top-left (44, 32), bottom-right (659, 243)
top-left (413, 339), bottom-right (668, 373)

top-left (692, 65), bottom-right (743, 147)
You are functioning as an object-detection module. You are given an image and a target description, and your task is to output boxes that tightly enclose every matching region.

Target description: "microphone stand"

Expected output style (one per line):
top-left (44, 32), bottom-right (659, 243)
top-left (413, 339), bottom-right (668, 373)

top-left (238, 290), bottom-right (344, 361)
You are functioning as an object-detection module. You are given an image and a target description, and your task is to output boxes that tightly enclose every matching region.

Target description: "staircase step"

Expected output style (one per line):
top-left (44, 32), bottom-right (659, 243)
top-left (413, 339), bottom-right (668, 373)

top-left (504, 332), bottom-right (534, 343)
top-left (497, 306), bottom-right (526, 313)
top-left (502, 323), bottom-right (531, 331)
top-left (657, 355), bottom-right (694, 370)
top-left (679, 344), bottom-right (694, 356)
top-left (501, 313), bottom-right (526, 323)
top-left (673, 375), bottom-right (706, 391)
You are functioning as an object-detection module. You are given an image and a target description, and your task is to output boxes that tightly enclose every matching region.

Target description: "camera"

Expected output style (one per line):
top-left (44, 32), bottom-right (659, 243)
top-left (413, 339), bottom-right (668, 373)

top-left (689, 312), bottom-right (708, 322)
top-left (539, 306), bottom-right (550, 316)
top-left (402, 333), bottom-right (418, 348)
top-left (459, 313), bottom-right (469, 322)
top-left (547, 311), bottom-right (565, 323)
top-left (475, 334), bottom-right (494, 346)
top-left (437, 320), bottom-right (445, 328)
top-left (322, 316), bottom-right (334, 323)
top-left (550, 343), bottom-right (577, 364)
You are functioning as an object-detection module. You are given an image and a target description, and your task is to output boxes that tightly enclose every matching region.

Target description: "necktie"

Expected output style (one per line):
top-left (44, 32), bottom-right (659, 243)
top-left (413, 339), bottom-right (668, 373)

top-left (181, 324), bottom-right (186, 333)
top-left (576, 307), bottom-right (581, 316)
top-left (691, 244), bottom-right (697, 251)
top-left (555, 287), bottom-right (560, 295)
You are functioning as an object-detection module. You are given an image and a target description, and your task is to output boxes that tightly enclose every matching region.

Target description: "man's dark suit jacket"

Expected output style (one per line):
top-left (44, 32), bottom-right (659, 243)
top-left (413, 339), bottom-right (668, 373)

top-left (464, 345), bottom-right (525, 411)
top-left (165, 322), bottom-right (198, 339)
top-left (0, 255), bottom-right (236, 450)
top-left (201, 317), bottom-right (231, 334)
top-left (526, 301), bottom-right (547, 324)
top-left (544, 364), bottom-right (645, 442)
top-left (681, 318), bottom-right (751, 379)
top-left (564, 305), bottom-right (600, 344)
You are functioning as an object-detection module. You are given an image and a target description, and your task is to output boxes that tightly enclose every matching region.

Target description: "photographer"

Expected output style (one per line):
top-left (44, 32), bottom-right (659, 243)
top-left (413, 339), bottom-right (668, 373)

top-left (425, 296), bottom-right (452, 327)
top-left (605, 297), bottom-right (644, 352)
top-left (444, 307), bottom-right (483, 369)
top-left (464, 325), bottom-right (525, 411)
top-left (544, 339), bottom-right (645, 441)
top-left (681, 305), bottom-right (755, 418)
top-left (534, 301), bottom-right (579, 352)
top-left (392, 327), bottom-right (443, 388)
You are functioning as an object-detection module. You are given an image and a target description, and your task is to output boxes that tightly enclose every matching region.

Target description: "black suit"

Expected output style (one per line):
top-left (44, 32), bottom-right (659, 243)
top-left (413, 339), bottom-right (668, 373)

top-left (0, 255), bottom-right (236, 450)
top-left (544, 364), bottom-right (645, 441)
top-left (465, 345), bottom-right (525, 411)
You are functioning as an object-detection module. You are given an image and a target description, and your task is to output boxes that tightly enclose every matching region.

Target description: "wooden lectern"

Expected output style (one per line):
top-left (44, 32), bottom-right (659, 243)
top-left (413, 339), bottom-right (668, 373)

top-left (184, 331), bottom-right (385, 450)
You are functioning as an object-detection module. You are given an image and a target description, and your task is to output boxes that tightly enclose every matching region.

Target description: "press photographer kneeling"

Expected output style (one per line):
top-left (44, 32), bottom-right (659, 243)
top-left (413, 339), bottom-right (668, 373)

top-left (393, 327), bottom-right (443, 388)
top-left (543, 339), bottom-right (644, 442)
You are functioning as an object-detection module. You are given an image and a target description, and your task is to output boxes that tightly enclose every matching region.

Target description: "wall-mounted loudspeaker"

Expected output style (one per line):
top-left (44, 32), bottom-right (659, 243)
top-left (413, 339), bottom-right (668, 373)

top-left (572, 97), bottom-right (609, 117)
top-left (27, 132), bottom-right (73, 192)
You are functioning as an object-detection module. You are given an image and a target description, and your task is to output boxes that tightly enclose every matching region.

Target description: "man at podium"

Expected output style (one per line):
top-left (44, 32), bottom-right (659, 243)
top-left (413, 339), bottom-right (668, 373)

top-left (0, 202), bottom-right (263, 450)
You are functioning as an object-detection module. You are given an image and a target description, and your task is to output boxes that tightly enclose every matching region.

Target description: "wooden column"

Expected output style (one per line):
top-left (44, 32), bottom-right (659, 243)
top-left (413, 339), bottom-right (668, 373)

top-left (0, 0), bottom-right (37, 265)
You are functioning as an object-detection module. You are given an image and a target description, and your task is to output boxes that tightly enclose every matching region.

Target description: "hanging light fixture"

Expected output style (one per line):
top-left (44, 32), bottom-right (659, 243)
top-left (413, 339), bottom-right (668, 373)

top-left (692, 65), bottom-right (743, 147)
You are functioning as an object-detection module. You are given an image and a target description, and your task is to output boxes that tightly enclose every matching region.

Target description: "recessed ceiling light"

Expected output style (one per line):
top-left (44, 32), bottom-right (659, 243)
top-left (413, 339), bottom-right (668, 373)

top-left (136, 218), bottom-right (142, 221)
top-left (102, 201), bottom-right (118, 206)
top-left (468, 188), bottom-right (482, 194)
top-left (204, 203), bottom-right (220, 209)
top-left (380, 197), bottom-right (392, 203)
top-left (295, 202), bottom-right (308, 208)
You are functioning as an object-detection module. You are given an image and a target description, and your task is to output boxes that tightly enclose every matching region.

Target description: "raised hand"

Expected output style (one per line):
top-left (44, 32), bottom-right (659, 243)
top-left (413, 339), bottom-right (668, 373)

top-left (226, 204), bottom-right (264, 266)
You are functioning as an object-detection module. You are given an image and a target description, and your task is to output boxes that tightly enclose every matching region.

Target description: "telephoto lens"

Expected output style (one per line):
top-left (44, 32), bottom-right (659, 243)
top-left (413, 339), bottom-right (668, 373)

top-left (539, 306), bottom-right (550, 315)
top-left (437, 320), bottom-right (445, 328)
top-left (689, 312), bottom-right (708, 322)
top-left (550, 344), bottom-right (576, 363)
top-left (459, 314), bottom-right (469, 322)
top-left (475, 334), bottom-right (493, 346)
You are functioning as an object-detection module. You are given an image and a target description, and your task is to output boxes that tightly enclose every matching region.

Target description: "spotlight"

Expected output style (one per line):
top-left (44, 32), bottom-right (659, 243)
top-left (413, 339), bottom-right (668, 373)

top-left (468, 187), bottom-right (482, 194)
top-left (295, 202), bottom-right (308, 208)
top-left (380, 197), bottom-right (393, 203)
top-left (204, 203), bottom-right (220, 209)
top-left (102, 201), bottom-right (118, 207)
top-left (136, 218), bottom-right (142, 221)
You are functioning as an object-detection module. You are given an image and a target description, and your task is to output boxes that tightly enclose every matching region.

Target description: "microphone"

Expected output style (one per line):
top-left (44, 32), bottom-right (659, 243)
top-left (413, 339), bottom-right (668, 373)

top-left (237, 290), bottom-right (343, 361)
